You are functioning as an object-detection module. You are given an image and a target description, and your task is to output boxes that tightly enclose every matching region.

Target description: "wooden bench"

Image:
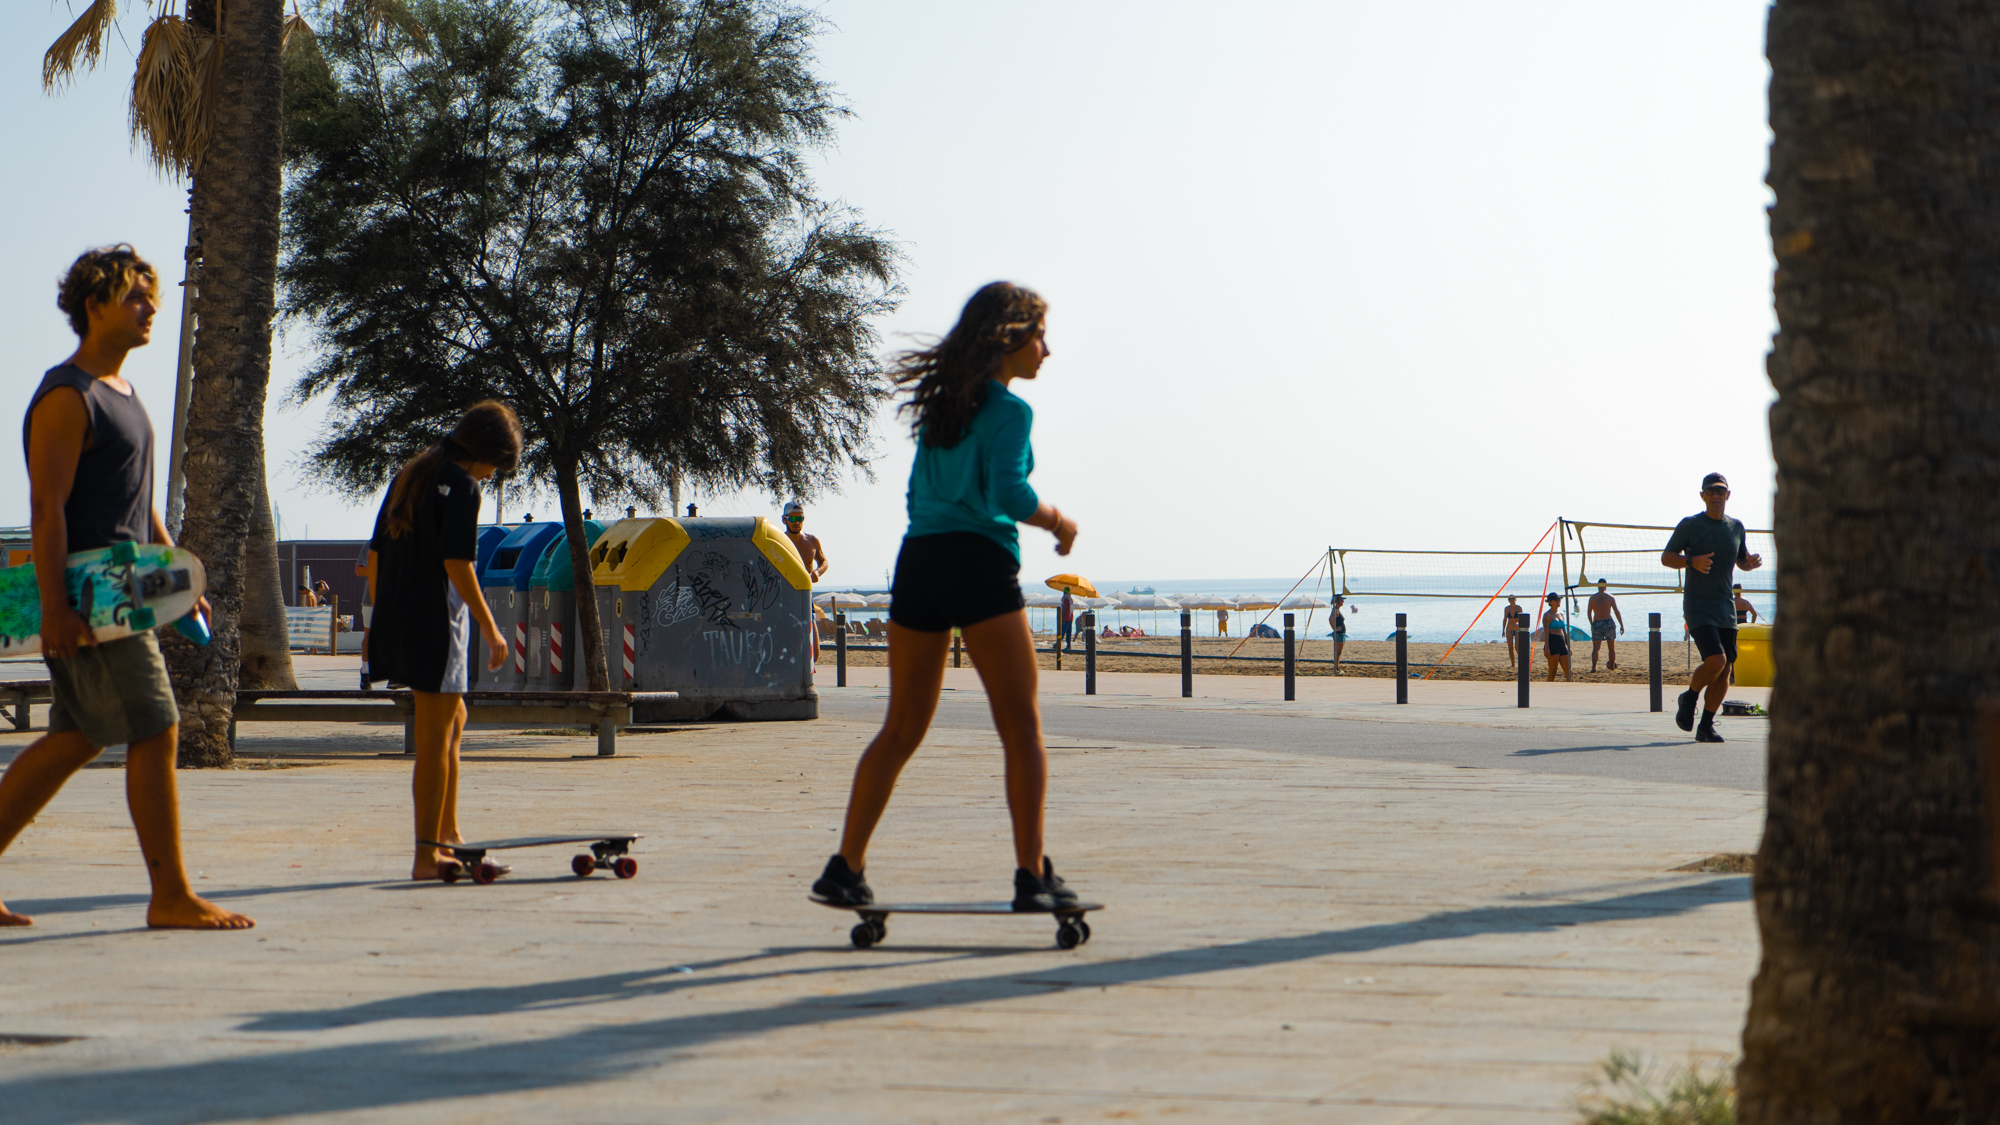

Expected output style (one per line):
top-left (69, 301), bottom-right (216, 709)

top-left (231, 689), bottom-right (680, 757)
top-left (0, 679), bottom-right (50, 732)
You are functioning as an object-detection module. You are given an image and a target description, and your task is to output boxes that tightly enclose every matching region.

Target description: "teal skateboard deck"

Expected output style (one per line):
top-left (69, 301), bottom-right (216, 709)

top-left (811, 896), bottom-right (1104, 949)
top-left (418, 832), bottom-right (640, 884)
top-left (0, 542), bottom-right (205, 656)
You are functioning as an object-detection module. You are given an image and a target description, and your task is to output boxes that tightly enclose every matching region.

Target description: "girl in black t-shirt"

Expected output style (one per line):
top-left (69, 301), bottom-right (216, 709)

top-left (366, 401), bottom-right (523, 881)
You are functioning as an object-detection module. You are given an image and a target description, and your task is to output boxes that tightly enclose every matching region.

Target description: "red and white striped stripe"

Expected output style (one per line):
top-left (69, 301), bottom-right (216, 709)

top-left (550, 622), bottom-right (565, 675)
top-left (621, 623), bottom-right (636, 681)
top-left (513, 622), bottom-right (527, 674)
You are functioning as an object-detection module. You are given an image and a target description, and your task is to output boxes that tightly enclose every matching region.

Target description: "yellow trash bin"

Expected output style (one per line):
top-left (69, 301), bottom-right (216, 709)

top-left (1734, 623), bottom-right (1774, 687)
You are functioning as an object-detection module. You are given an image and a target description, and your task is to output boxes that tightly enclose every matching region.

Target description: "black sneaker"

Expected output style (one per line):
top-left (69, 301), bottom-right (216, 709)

top-left (1676, 690), bottom-right (1698, 732)
top-left (1695, 719), bottom-right (1725, 744)
top-left (1013, 857), bottom-right (1082, 912)
top-left (812, 854), bottom-right (872, 906)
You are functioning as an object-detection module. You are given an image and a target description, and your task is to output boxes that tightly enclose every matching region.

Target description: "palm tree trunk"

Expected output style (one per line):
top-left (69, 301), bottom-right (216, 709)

top-left (236, 440), bottom-right (296, 690)
top-left (1740, 3), bottom-right (2000, 1118)
top-left (555, 458), bottom-right (610, 692)
top-left (164, 0), bottom-right (286, 768)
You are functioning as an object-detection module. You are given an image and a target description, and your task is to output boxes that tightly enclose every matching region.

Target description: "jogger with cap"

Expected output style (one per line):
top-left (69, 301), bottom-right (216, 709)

top-left (1660, 473), bottom-right (1762, 742)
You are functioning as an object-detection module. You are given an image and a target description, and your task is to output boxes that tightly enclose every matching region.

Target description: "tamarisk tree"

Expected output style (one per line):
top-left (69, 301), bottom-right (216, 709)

top-left (281, 0), bottom-right (898, 690)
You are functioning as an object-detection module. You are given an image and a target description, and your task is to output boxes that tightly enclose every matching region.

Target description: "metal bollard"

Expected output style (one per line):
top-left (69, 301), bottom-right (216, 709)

top-left (1395, 612), bottom-right (1408, 704)
top-left (1180, 611), bottom-right (1193, 697)
top-left (834, 612), bottom-right (846, 688)
top-left (1083, 612), bottom-right (1096, 695)
top-left (953, 630), bottom-right (962, 668)
top-left (1648, 612), bottom-right (1663, 712)
top-left (1516, 611), bottom-right (1531, 708)
top-left (1283, 612), bottom-right (1296, 701)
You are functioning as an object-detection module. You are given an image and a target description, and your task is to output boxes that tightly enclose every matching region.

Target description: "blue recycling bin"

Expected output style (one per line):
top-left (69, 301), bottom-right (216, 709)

top-left (525, 520), bottom-right (605, 690)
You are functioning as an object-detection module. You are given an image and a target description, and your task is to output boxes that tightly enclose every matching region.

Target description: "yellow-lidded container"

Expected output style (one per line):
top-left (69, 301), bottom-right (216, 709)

top-left (1734, 623), bottom-right (1774, 687)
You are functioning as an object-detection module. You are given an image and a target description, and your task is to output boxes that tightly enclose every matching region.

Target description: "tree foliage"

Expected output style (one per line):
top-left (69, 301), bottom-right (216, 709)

top-left (280, 0), bottom-right (900, 512)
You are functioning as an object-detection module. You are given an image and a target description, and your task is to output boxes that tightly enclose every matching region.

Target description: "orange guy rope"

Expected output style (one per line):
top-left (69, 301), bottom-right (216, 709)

top-left (1421, 521), bottom-right (1558, 681)
top-left (1227, 553), bottom-right (1327, 660)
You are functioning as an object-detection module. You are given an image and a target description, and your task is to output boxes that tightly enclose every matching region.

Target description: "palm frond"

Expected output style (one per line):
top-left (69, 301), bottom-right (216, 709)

top-left (44, 0), bottom-right (120, 91)
top-left (342, 0), bottom-right (429, 50)
top-left (282, 11), bottom-right (317, 57)
top-left (131, 13), bottom-right (217, 176)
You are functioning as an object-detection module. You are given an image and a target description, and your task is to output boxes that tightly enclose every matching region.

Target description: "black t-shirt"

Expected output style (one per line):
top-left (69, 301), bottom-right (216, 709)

top-left (368, 460), bottom-right (481, 684)
top-left (23, 364), bottom-right (154, 550)
top-left (1664, 513), bottom-right (1749, 630)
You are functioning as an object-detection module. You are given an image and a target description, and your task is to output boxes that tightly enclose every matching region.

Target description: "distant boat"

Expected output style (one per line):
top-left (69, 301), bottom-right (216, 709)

top-left (1126, 585), bottom-right (1155, 595)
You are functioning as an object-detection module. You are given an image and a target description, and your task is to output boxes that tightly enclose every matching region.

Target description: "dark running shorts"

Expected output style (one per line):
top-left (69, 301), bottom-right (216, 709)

top-left (1546, 632), bottom-right (1570, 657)
top-left (1592, 618), bottom-right (1616, 641)
top-left (890, 532), bottom-right (1025, 633)
top-left (1689, 625), bottom-right (1738, 663)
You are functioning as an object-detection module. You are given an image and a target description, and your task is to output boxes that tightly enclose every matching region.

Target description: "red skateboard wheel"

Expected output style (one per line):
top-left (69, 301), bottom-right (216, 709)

top-left (474, 860), bottom-right (500, 885)
top-left (613, 857), bottom-right (638, 879)
top-left (572, 854), bottom-right (596, 878)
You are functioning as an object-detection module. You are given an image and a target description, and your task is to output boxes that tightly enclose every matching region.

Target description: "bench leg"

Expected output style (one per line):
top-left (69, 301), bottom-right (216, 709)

top-left (597, 722), bottom-right (616, 757)
top-left (11, 694), bottom-right (26, 732)
top-left (404, 718), bottom-right (416, 755)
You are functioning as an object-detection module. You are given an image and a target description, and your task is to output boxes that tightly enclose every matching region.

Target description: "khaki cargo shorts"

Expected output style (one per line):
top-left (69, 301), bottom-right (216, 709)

top-left (48, 631), bottom-right (179, 749)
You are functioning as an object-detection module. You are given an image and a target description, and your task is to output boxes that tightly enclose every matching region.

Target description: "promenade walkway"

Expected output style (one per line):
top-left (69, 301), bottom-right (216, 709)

top-left (0, 658), bottom-right (1760, 1123)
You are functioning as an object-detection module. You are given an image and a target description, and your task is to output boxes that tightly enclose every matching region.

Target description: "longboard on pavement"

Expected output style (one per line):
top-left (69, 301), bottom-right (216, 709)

top-left (0, 542), bottom-right (206, 655)
top-left (811, 896), bottom-right (1104, 949)
top-left (419, 832), bottom-right (640, 884)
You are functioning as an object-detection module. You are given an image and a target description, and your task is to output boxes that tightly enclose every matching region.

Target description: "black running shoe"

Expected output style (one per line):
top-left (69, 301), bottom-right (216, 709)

top-left (1695, 720), bottom-right (1725, 744)
top-left (1013, 857), bottom-right (1082, 911)
top-left (1676, 690), bottom-right (1698, 732)
top-left (812, 854), bottom-right (872, 906)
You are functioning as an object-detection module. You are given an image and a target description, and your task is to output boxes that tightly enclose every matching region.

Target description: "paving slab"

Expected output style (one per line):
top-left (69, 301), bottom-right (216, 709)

top-left (0, 674), bottom-right (1760, 1123)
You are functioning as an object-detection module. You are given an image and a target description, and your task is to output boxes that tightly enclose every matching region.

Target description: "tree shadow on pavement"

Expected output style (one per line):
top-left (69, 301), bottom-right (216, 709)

top-left (0, 877), bottom-right (1749, 1124)
top-left (1507, 741), bottom-right (1692, 757)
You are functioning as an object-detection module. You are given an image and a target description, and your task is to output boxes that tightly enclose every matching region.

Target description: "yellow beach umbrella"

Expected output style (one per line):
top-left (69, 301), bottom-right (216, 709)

top-left (1045, 573), bottom-right (1098, 597)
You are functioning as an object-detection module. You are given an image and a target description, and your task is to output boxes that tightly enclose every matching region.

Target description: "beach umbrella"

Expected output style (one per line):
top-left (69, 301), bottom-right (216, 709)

top-left (817, 592), bottom-right (870, 610)
top-left (1281, 594), bottom-right (1331, 609)
top-left (1118, 594), bottom-right (1181, 610)
top-left (863, 593), bottom-right (894, 607)
top-left (1045, 573), bottom-right (1098, 597)
top-left (1174, 594), bottom-right (1236, 609)
top-left (1023, 591), bottom-right (1063, 608)
top-left (1234, 596), bottom-right (1280, 610)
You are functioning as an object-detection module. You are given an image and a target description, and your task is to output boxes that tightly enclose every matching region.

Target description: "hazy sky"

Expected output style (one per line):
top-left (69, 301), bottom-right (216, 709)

top-left (0, 1), bottom-right (1774, 588)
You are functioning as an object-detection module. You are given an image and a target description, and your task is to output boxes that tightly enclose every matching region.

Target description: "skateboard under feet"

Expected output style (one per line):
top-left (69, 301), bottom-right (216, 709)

top-left (811, 897), bottom-right (1104, 949)
top-left (420, 833), bottom-right (640, 884)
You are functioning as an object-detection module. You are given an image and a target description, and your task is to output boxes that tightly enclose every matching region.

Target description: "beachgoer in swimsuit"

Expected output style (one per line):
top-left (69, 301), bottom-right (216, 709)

top-left (0, 245), bottom-right (249, 930)
top-left (1502, 596), bottom-right (1522, 666)
top-left (1542, 593), bottom-right (1572, 682)
top-left (1732, 584), bottom-right (1758, 625)
top-left (367, 401), bottom-right (522, 880)
top-left (1587, 580), bottom-right (1623, 673)
top-left (1329, 595), bottom-right (1352, 673)
top-left (812, 282), bottom-right (1084, 912)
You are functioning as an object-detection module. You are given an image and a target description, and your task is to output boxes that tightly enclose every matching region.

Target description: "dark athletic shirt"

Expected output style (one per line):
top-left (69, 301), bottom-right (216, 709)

top-left (22, 364), bottom-right (155, 550)
top-left (367, 460), bottom-right (481, 685)
top-left (1664, 513), bottom-right (1750, 630)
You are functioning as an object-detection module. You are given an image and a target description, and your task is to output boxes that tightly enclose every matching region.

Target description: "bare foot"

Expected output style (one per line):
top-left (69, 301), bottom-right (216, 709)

top-left (146, 894), bottom-right (254, 930)
top-left (412, 857), bottom-right (463, 882)
top-left (0, 902), bottom-right (32, 927)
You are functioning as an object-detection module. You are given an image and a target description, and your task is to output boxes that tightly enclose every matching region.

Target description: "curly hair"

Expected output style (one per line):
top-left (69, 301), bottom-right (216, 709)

top-left (892, 282), bottom-right (1047, 449)
top-left (382, 400), bottom-right (525, 537)
top-left (57, 245), bottom-right (158, 339)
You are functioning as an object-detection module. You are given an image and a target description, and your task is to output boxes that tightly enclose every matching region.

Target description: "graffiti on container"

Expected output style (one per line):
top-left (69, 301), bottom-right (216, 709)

top-left (662, 553), bottom-right (738, 631)
top-left (742, 555), bottom-right (786, 612)
top-left (703, 627), bottom-right (776, 672)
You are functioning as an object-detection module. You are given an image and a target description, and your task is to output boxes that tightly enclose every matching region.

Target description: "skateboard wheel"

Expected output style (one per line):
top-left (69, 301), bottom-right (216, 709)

top-left (440, 863), bottom-right (462, 884)
top-left (1056, 921), bottom-right (1081, 950)
top-left (572, 854), bottom-right (596, 878)
top-left (613, 857), bottom-right (638, 879)
top-left (869, 918), bottom-right (887, 943)
top-left (474, 860), bottom-right (500, 885)
top-left (850, 922), bottom-right (877, 949)
top-left (1077, 919), bottom-right (1092, 944)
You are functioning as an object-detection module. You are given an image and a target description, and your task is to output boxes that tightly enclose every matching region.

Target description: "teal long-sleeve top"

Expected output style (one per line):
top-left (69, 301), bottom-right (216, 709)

top-left (905, 380), bottom-right (1040, 560)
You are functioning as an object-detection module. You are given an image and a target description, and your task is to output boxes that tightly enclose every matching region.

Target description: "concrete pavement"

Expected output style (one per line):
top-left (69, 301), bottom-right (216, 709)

top-left (0, 660), bottom-right (1761, 1122)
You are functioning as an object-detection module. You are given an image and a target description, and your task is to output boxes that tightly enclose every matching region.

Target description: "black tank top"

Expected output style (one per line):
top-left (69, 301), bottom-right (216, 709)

top-left (23, 364), bottom-right (155, 550)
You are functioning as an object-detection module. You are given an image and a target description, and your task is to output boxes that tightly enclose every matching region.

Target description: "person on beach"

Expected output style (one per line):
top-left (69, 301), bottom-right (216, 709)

top-left (1502, 596), bottom-right (1522, 666)
top-left (1328, 595), bottom-right (1352, 673)
top-left (355, 541), bottom-right (374, 689)
top-left (782, 500), bottom-right (828, 582)
top-left (1056, 587), bottom-right (1075, 653)
top-left (1662, 473), bottom-right (1762, 743)
top-left (366, 401), bottom-right (521, 880)
top-left (1587, 580), bottom-right (1623, 673)
top-left (1216, 606), bottom-right (1228, 636)
top-left (0, 245), bottom-right (249, 930)
top-left (1541, 593), bottom-right (1573, 682)
top-left (1732, 584), bottom-right (1758, 625)
top-left (297, 584), bottom-right (319, 607)
top-left (812, 282), bottom-right (1083, 911)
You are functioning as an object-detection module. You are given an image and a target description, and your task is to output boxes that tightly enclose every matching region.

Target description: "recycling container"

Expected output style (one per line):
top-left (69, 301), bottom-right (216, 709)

top-left (1734, 623), bottom-right (1774, 687)
top-left (592, 515), bottom-right (815, 721)
top-left (525, 519), bottom-right (604, 690)
top-left (479, 520), bottom-right (562, 690)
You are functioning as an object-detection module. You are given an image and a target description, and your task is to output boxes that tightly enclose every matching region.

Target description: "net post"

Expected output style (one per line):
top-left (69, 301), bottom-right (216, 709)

top-left (1283, 613), bottom-right (1296, 701)
top-left (1180, 611), bottom-right (1192, 697)
top-left (1395, 612), bottom-right (1408, 704)
top-left (1649, 612), bottom-right (1662, 712)
top-left (1516, 611), bottom-right (1531, 708)
top-left (834, 612), bottom-right (846, 688)
top-left (1083, 613), bottom-right (1096, 695)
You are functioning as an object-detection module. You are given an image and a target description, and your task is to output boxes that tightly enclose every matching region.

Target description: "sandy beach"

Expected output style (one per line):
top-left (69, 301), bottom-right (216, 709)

top-left (824, 633), bottom-right (1706, 683)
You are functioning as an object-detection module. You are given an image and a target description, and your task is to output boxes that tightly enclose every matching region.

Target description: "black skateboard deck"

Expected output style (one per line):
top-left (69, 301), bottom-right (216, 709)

top-left (419, 832), bottom-right (640, 884)
top-left (811, 896), bottom-right (1104, 949)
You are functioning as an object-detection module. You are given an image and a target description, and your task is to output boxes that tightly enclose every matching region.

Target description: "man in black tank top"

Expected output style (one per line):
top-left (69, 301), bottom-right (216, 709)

top-left (0, 246), bottom-right (251, 931)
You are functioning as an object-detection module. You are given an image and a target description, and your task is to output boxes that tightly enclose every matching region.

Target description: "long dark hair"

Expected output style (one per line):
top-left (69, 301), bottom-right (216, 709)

top-left (892, 282), bottom-right (1047, 449)
top-left (382, 400), bottom-right (524, 537)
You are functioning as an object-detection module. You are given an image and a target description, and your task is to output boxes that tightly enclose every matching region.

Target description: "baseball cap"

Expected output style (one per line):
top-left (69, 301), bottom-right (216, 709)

top-left (1701, 472), bottom-right (1728, 491)
top-left (783, 499), bottom-right (804, 516)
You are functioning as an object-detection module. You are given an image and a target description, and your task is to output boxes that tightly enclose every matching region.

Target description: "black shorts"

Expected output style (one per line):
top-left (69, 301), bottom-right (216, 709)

top-left (889, 532), bottom-right (1025, 633)
top-left (1546, 633), bottom-right (1569, 657)
top-left (1689, 625), bottom-right (1738, 663)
